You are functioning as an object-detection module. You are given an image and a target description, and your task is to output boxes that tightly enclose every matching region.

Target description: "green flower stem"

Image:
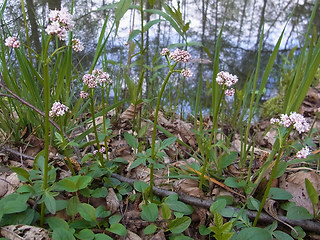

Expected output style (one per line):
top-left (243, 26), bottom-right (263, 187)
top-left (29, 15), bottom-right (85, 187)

top-left (89, 88), bottom-right (104, 166)
top-left (148, 60), bottom-right (177, 202)
top-left (101, 85), bottom-right (109, 161)
top-left (40, 35), bottom-right (52, 226)
top-left (59, 123), bottom-right (76, 176)
top-left (199, 88), bottom-right (224, 190)
top-left (253, 146), bottom-right (282, 227)
top-left (253, 127), bottom-right (292, 226)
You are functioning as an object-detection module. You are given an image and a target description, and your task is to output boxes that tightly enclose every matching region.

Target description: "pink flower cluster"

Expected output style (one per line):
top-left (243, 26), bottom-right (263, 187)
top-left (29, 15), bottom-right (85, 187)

top-left (72, 38), bottom-right (84, 52)
top-left (169, 48), bottom-right (191, 63)
top-left (160, 48), bottom-right (170, 56)
top-left (216, 71), bottom-right (238, 96)
top-left (49, 101), bottom-right (69, 117)
top-left (296, 146), bottom-right (311, 159)
top-left (181, 68), bottom-right (192, 78)
top-left (82, 69), bottom-right (112, 88)
top-left (5, 37), bottom-right (20, 48)
top-left (80, 91), bottom-right (88, 99)
top-left (45, 8), bottom-right (74, 41)
top-left (270, 112), bottom-right (310, 134)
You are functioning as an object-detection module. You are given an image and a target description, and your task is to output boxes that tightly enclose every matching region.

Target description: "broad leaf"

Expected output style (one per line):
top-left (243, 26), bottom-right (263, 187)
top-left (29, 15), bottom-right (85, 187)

top-left (78, 203), bottom-right (97, 223)
top-left (168, 216), bottom-right (191, 234)
top-left (141, 203), bottom-right (158, 222)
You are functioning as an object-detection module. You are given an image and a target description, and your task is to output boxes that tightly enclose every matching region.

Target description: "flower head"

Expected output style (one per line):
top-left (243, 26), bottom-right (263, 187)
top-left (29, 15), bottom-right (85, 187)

top-left (46, 8), bottom-right (74, 41)
top-left (160, 48), bottom-right (170, 56)
top-left (169, 48), bottom-right (191, 63)
top-left (82, 74), bottom-right (97, 88)
top-left (224, 88), bottom-right (235, 96)
top-left (270, 112), bottom-right (310, 133)
top-left (216, 71), bottom-right (238, 87)
top-left (72, 38), bottom-right (84, 52)
top-left (49, 101), bottom-right (69, 117)
top-left (80, 91), bottom-right (88, 99)
top-left (99, 147), bottom-right (106, 153)
top-left (5, 37), bottom-right (20, 48)
top-left (181, 68), bottom-right (192, 78)
top-left (92, 69), bottom-right (112, 84)
top-left (296, 146), bottom-right (311, 159)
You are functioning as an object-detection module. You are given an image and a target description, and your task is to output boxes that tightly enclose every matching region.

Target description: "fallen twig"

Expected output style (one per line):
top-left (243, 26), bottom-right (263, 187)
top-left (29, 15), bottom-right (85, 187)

top-left (111, 173), bottom-right (320, 234)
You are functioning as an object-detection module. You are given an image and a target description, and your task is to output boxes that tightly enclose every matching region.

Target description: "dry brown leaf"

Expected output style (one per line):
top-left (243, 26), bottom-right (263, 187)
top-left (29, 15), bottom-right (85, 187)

top-left (264, 198), bottom-right (296, 233)
top-left (105, 188), bottom-right (120, 214)
top-left (126, 230), bottom-right (142, 240)
top-left (149, 229), bottom-right (166, 240)
top-left (0, 172), bottom-right (21, 198)
top-left (120, 103), bottom-right (143, 122)
top-left (173, 178), bottom-right (204, 197)
top-left (1, 225), bottom-right (50, 240)
top-left (279, 171), bottom-right (320, 214)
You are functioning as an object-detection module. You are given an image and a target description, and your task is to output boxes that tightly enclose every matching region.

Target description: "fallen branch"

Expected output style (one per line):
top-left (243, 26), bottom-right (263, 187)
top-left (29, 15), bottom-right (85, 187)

top-left (111, 173), bottom-right (320, 234)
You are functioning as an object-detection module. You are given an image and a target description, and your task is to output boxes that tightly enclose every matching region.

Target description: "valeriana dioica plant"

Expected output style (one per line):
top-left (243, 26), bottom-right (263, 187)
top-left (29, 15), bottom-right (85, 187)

top-left (82, 69), bottom-right (113, 166)
top-left (147, 48), bottom-right (192, 202)
top-left (3, 7), bottom-right (84, 226)
top-left (253, 112), bottom-right (311, 226)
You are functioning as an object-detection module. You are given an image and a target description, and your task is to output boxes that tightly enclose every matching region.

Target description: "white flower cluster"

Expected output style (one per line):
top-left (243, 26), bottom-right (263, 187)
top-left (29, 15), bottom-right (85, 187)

top-left (72, 38), bottom-right (84, 52)
top-left (82, 69), bottom-right (112, 89)
top-left (5, 36), bottom-right (20, 48)
top-left (216, 71), bottom-right (238, 96)
top-left (296, 146), bottom-right (311, 159)
top-left (45, 8), bottom-right (74, 41)
top-left (169, 48), bottom-right (191, 63)
top-left (49, 101), bottom-right (69, 117)
top-left (270, 112), bottom-right (310, 134)
top-left (181, 68), bottom-right (192, 78)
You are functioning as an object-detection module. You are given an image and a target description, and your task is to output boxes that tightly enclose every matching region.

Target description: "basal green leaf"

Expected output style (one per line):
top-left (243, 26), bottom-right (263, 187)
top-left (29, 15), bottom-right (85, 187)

top-left (78, 203), bottom-right (97, 223)
top-left (10, 167), bottom-right (30, 182)
top-left (91, 187), bottom-right (108, 198)
top-left (168, 216), bottom-right (191, 234)
top-left (75, 229), bottom-right (95, 240)
top-left (141, 203), bottom-right (158, 222)
top-left (44, 192), bottom-right (56, 214)
top-left (287, 206), bottom-right (313, 220)
top-left (109, 214), bottom-right (122, 225)
top-left (94, 233), bottom-right (113, 240)
top-left (56, 178), bottom-right (78, 192)
top-left (75, 175), bottom-right (93, 190)
top-left (210, 199), bottom-right (227, 214)
top-left (161, 203), bottom-right (171, 220)
top-left (133, 181), bottom-right (149, 193)
top-left (66, 196), bottom-right (80, 218)
top-left (124, 132), bottom-right (138, 149)
top-left (143, 224), bottom-right (157, 235)
top-left (236, 227), bottom-right (272, 240)
top-left (47, 217), bottom-right (69, 230)
top-left (107, 223), bottom-right (127, 236)
top-left (268, 188), bottom-right (293, 200)
top-left (305, 178), bottom-right (319, 207)
top-left (273, 230), bottom-right (294, 240)
top-left (52, 228), bottom-right (75, 240)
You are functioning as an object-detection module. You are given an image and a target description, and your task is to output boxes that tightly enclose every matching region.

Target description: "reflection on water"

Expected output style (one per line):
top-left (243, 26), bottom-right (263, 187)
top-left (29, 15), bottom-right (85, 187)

top-left (1, 0), bottom-right (319, 113)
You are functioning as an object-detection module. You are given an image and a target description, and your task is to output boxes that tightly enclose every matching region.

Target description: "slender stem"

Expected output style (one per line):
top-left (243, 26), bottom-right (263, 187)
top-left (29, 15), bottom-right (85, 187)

top-left (40, 36), bottom-right (52, 226)
top-left (253, 146), bottom-right (283, 227)
top-left (89, 89), bottom-right (104, 166)
top-left (148, 61), bottom-right (177, 202)
top-left (199, 88), bottom-right (224, 190)
top-left (101, 84), bottom-right (110, 161)
top-left (60, 123), bottom-right (76, 176)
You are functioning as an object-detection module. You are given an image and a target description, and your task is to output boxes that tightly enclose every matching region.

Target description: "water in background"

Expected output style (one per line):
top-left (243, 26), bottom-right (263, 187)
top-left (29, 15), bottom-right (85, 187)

top-left (2, 0), bottom-right (319, 115)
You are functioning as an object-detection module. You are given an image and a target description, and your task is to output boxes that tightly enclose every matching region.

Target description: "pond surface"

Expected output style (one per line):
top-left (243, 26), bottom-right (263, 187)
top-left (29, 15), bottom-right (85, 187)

top-left (2, 0), bottom-right (319, 114)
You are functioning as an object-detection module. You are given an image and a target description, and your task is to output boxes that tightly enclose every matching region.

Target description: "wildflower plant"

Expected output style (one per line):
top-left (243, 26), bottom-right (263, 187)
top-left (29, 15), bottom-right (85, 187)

top-left (82, 69), bottom-right (113, 164)
top-left (253, 112), bottom-right (312, 226)
top-left (147, 48), bottom-right (192, 202)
